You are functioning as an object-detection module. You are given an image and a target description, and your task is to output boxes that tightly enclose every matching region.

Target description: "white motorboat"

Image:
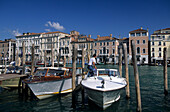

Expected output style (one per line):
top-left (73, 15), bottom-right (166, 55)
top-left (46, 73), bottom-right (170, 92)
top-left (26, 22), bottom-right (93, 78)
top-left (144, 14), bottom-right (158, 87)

top-left (81, 69), bottom-right (127, 109)
top-left (23, 67), bottom-right (82, 100)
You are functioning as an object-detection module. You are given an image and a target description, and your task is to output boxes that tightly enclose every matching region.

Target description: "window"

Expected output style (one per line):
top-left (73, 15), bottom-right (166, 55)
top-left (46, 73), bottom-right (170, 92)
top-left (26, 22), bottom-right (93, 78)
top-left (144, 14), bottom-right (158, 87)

top-left (107, 49), bottom-right (109, 54)
top-left (142, 32), bottom-right (146, 36)
top-left (158, 41), bottom-right (161, 46)
top-left (159, 53), bottom-right (161, 57)
top-left (143, 40), bottom-right (145, 44)
top-left (136, 33), bottom-right (140, 36)
top-left (143, 49), bottom-right (145, 53)
top-left (67, 41), bottom-right (69, 45)
top-left (130, 33), bottom-right (135, 37)
top-left (100, 50), bottom-right (102, 54)
top-left (152, 36), bottom-right (154, 40)
top-left (152, 53), bottom-right (155, 57)
top-left (162, 36), bottom-right (165, 40)
top-left (63, 41), bottom-right (65, 45)
top-left (60, 42), bottom-right (61, 46)
top-left (100, 42), bottom-right (102, 46)
top-left (103, 42), bottom-right (105, 46)
top-left (137, 47), bottom-right (140, 54)
top-left (113, 49), bottom-right (115, 54)
top-left (152, 42), bottom-right (154, 45)
top-left (137, 40), bottom-right (140, 44)
top-left (95, 50), bottom-right (97, 54)
top-left (152, 48), bottom-right (154, 51)
top-left (163, 42), bottom-right (166, 46)
top-left (159, 48), bottom-right (161, 51)
top-left (95, 43), bottom-right (97, 46)
top-left (113, 42), bottom-right (115, 45)
top-left (107, 42), bottom-right (109, 46)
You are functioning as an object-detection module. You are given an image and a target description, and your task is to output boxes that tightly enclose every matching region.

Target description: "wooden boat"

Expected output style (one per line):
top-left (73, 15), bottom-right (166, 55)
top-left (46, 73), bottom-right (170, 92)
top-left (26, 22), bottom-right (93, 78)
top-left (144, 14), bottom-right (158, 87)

top-left (0, 73), bottom-right (27, 88)
top-left (81, 69), bottom-right (127, 110)
top-left (0, 66), bottom-right (30, 88)
top-left (23, 67), bottom-right (82, 100)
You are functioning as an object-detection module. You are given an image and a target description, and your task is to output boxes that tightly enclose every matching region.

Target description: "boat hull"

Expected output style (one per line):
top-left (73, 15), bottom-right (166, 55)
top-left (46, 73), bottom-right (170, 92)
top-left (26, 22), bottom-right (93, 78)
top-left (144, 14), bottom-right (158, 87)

top-left (85, 86), bottom-right (122, 109)
top-left (0, 77), bottom-right (20, 88)
top-left (27, 76), bottom-right (81, 99)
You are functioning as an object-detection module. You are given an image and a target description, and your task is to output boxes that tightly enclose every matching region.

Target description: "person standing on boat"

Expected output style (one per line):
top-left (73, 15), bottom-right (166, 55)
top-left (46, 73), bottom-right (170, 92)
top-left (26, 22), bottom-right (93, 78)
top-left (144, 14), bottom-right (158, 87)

top-left (87, 54), bottom-right (97, 76)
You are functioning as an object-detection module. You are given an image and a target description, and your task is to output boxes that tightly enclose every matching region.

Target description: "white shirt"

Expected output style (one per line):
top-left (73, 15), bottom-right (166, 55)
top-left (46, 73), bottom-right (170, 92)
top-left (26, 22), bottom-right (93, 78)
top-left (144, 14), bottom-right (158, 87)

top-left (88, 57), bottom-right (96, 65)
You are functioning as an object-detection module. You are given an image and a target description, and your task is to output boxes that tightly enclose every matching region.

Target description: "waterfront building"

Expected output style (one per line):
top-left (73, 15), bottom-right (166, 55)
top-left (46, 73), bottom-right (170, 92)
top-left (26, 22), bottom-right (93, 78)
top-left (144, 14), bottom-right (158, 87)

top-left (41, 31), bottom-right (69, 62)
top-left (150, 28), bottom-right (170, 64)
top-left (16, 32), bottom-right (41, 61)
top-left (0, 39), bottom-right (16, 64)
top-left (129, 27), bottom-right (149, 64)
top-left (71, 34), bottom-right (94, 63)
top-left (93, 34), bottom-right (119, 64)
top-left (16, 31), bottom-right (69, 62)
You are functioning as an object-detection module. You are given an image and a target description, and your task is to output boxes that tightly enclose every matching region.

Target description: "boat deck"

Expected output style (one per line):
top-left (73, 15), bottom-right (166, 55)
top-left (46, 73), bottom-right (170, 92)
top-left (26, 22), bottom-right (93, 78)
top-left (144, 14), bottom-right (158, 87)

top-left (0, 74), bottom-right (27, 81)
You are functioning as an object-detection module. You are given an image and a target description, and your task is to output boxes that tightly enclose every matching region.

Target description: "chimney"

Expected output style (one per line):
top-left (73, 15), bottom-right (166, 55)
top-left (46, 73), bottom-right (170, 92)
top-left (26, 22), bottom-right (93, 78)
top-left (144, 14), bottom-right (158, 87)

top-left (97, 35), bottom-right (100, 38)
top-left (110, 34), bottom-right (112, 40)
top-left (147, 28), bottom-right (149, 32)
top-left (88, 35), bottom-right (91, 38)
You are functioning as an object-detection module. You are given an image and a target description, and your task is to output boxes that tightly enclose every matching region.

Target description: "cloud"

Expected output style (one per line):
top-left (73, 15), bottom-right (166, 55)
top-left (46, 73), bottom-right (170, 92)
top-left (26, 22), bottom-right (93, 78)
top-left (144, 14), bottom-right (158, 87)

top-left (45, 29), bottom-right (51, 32)
top-left (45, 23), bottom-right (48, 27)
top-left (45, 21), bottom-right (65, 31)
top-left (12, 29), bottom-right (22, 36)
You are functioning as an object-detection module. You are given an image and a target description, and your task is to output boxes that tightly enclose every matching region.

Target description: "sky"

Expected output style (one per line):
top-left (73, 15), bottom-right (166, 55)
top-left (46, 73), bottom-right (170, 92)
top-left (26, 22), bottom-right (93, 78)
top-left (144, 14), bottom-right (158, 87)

top-left (0, 0), bottom-right (170, 40)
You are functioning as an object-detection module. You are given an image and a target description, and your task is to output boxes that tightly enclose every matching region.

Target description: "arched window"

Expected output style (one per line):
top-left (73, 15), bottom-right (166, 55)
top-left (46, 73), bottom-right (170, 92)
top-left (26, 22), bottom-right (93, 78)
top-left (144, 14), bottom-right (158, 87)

top-left (137, 47), bottom-right (140, 54)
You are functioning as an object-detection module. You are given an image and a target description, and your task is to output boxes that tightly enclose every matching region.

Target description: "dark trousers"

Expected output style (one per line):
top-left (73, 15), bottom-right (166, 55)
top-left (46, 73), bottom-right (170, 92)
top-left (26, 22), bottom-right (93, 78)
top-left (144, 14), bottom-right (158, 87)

top-left (87, 65), bottom-right (94, 76)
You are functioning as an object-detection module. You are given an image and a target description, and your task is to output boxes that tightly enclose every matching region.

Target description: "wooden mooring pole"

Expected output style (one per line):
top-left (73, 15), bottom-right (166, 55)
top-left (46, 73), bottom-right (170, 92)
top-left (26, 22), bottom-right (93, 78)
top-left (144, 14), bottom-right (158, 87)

top-left (31, 44), bottom-right (35, 76)
top-left (81, 47), bottom-right (85, 107)
top-left (163, 47), bottom-right (168, 95)
top-left (22, 41), bottom-right (26, 74)
top-left (131, 40), bottom-right (142, 112)
top-left (72, 44), bottom-right (77, 108)
top-left (51, 43), bottom-right (54, 67)
top-left (4, 55), bottom-right (7, 74)
top-left (64, 56), bottom-right (66, 67)
top-left (58, 53), bottom-right (60, 67)
top-left (44, 51), bottom-right (47, 67)
top-left (123, 43), bottom-right (130, 98)
top-left (119, 45), bottom-right (122, 77)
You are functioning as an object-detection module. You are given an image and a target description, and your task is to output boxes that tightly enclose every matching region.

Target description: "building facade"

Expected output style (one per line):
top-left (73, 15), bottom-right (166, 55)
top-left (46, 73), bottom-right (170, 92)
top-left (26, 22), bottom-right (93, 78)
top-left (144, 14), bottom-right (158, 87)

top-left (0, 39), bottom-right (16, 64)
top-left (93, 34), bottom-right (119, 64)
top-left (71, 34), bottom-right (94, 64)
top-left (129, 27), bottom-right (149, 64)
top-left (150, 28), bottom-right (170, 64)
top-left (16, 31), bottom-right (69, 62)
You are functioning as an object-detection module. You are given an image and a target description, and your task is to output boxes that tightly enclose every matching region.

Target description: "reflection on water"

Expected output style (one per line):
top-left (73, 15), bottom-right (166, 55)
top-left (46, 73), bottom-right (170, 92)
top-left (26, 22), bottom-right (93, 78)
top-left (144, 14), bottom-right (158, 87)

top-left (0, 65), bottom-right (170, 112)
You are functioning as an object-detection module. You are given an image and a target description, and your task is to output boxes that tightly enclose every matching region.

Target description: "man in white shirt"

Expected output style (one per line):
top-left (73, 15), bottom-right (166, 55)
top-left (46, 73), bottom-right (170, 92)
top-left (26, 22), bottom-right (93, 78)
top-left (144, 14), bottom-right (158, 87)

top-left (87, 54), bottom-right (97, 76)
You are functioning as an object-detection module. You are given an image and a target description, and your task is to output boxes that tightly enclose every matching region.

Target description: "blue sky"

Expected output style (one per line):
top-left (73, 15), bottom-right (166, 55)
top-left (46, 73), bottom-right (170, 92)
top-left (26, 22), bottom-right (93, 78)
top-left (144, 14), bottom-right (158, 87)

top-left (0, 0), bottom-right (170, 40)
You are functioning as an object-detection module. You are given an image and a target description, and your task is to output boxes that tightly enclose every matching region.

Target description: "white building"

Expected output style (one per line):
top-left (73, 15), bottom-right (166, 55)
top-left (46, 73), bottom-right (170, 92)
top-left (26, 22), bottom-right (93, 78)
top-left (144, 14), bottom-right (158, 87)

top-left (16, 31), bottom-right (69, 62)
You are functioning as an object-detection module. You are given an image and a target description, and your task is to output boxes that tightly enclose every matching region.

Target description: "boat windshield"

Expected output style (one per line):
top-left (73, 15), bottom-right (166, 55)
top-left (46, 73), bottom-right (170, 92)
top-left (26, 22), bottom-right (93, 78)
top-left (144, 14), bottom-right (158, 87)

top-left (46, 69), bottom-right (65, 77)
top-left (34, 69), bottom-right (47, 76)
top-left (97, 69), bottom-right (118, 77)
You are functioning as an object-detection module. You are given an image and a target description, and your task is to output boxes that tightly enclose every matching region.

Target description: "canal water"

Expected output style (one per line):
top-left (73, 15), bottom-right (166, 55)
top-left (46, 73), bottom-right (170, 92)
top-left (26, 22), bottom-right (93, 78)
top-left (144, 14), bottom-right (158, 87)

top-left (0, 65), bottom-right (170, 112)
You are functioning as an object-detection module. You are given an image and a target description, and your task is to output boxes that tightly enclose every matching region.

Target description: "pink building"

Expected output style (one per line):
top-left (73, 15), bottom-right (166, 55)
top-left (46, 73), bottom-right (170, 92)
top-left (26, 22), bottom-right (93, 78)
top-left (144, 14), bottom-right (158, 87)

top-left (93, 34), bottom-right (119, 64)
top-left (129, 27), bottom-right (149, 64)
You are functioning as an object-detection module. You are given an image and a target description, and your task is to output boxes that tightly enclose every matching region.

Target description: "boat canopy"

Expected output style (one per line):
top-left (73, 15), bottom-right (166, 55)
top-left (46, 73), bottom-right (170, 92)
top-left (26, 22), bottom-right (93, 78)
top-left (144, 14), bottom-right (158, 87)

top-left (37, 67), bottom-right (69, 71)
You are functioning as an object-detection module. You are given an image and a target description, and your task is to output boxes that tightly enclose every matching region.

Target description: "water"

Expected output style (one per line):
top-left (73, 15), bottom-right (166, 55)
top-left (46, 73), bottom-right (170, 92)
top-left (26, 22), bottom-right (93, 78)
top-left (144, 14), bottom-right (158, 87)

top-left (1, 65), bottom-right (170, 112)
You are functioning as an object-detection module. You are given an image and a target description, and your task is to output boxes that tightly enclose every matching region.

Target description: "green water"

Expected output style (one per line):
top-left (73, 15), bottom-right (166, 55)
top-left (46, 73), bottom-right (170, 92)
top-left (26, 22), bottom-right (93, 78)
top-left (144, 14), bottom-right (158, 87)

top-left (0, 65), bottom-right (170, 112)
